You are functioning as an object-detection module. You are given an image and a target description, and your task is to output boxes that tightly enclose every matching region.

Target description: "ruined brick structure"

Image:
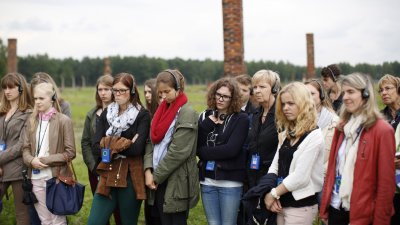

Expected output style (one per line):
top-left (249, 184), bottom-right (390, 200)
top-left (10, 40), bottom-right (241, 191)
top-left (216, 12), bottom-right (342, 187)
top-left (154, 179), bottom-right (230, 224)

top-left (7, 38), bottom-right (17, 73)
top-left (104, 57), bottom-right (112, 75)
top-left (306, 33), bottom-right (315, 79)
top-left (222, 0), bottom-right (246, 76)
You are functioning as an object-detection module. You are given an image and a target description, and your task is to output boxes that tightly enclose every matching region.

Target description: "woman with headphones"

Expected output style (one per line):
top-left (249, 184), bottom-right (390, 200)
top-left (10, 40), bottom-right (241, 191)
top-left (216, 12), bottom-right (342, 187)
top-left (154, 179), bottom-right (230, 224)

top-left (87, 73), bottom-right (150, 225)
top-left (0, 73), bottom-right (32, 225)
top-left (320, 73), bottom-right (396, 224)
top-left (144, 69), bottom-right (199, 225)
top-left (197, 77), bottom-right (249, 225)
top-left (377, 74), bottom-right (400, 225)
top-left (304, 80), bottom-right (339, 176)
top-left (246, 70), bottom-right (280, 189)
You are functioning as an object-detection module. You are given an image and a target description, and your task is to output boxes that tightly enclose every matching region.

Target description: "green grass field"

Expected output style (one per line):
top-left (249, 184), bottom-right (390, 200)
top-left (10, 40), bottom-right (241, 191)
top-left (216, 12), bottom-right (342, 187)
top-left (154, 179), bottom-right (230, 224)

top-left (0, 84), bottom-right (384, 225)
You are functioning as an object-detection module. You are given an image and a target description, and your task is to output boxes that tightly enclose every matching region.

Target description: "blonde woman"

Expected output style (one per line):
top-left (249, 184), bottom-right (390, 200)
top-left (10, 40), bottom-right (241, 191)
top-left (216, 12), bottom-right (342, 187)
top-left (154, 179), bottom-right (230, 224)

top-left (22, 82), bottom-right (76, 225)
top-left (264, 82), bottom-right (324, 225)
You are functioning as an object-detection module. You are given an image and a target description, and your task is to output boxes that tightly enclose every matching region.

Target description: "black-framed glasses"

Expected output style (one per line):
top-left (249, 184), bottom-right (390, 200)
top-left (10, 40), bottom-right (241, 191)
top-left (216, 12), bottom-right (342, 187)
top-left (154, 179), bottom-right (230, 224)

top-left (215, 92), bottom-right (232, 101)
top-left (378, 86), bottom-right (396, 94)
top-left (112, 88), bottom-right (129, 95)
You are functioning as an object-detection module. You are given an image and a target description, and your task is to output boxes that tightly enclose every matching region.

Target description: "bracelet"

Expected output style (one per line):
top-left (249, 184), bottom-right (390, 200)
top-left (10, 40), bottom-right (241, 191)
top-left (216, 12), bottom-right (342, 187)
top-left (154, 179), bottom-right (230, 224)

top-left (29, 157), bottom-right (35, 165)
top-left (271, 188), bottom-right (280, 199)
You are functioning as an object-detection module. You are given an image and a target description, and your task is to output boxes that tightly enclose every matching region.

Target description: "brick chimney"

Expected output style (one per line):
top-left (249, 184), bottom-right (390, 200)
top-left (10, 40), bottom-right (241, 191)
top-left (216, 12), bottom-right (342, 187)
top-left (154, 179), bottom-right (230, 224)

top-left (7, 38), bottom-right (17, 73)
top-left (306, 33), bottom-right (315, 79)
top-left (104, 57), bottom-right (112, 75)
top-left (222, 0), bottom-right (246, 76)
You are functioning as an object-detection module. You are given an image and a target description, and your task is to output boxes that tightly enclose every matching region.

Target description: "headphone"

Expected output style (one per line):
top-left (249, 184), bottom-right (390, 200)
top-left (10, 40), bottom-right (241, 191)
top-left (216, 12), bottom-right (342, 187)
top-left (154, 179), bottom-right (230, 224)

top-left (34, 76), bottom-right (57, 101)
top-left (16, 75), bottom-right (23, 94)
top-left (164, 69), bottom-right (180, 91)
top-left (271, 75), bottom-right (280, 95)
top-left (311, 79), bottom-right (325, 100)
top-left (213, 110), bottom-right (227, 121)
top-left (362, 75), bottom-right (370, 99)
top-left (327, 67), bottom-right (337, 82)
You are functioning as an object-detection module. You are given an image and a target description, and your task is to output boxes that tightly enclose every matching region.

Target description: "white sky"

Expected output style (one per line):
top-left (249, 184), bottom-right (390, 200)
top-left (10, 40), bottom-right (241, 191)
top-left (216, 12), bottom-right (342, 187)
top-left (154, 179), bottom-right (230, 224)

top-left (0, 0), bottom-right (399, 67)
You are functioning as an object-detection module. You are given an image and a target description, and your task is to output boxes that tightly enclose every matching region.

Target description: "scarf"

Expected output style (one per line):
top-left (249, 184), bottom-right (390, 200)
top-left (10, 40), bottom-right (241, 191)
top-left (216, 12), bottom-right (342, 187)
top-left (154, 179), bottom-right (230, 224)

top-left (39, 107), bottom-right (57, 121)
top-left (151, 93), bottom-right (187, 144)
top-left (339, 114), bottom-right (365, 210)
top-left (106, 102), bottom-right (140, 137)
top-left (318, 107), bottom-right (336, 130)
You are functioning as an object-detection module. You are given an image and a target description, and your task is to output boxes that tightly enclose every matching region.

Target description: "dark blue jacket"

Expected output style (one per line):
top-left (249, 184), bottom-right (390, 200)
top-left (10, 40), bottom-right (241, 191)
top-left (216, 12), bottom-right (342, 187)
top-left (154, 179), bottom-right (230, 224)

top-left (197, 110), bottom-right (249, 183)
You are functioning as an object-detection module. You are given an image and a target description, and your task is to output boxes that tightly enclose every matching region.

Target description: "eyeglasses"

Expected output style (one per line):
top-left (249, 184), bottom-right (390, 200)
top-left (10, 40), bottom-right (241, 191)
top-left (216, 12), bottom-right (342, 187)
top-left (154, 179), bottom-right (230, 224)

top-left (215, 92), bottom-right (232, 101)
top-left (112, 88), bottom-right (129, 95)
top-left (378, 86), bottom-right (396, 94)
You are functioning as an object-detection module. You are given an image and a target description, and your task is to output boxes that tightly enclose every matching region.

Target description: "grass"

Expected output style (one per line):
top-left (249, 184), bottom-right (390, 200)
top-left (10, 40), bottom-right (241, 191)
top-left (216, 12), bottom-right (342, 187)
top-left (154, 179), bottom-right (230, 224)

top-left (0, 85), bottom-right (209, 225)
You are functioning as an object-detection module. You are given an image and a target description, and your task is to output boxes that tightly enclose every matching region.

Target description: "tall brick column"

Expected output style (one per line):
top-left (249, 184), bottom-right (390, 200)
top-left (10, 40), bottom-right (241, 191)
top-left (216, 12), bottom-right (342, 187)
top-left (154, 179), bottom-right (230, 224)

top-left (104, 57), bottom-right (112, 75)
top-left (222, 0), bottom-right (246, 76)
top-left (306, 33), bottom-right (315, 79)
top-left (7, 38), bottom-right (17, 73)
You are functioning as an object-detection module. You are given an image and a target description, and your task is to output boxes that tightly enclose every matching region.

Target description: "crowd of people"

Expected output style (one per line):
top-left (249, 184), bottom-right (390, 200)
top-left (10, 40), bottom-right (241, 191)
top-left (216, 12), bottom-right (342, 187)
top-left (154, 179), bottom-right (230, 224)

top-left (0, 65), bottom-right (399, 225)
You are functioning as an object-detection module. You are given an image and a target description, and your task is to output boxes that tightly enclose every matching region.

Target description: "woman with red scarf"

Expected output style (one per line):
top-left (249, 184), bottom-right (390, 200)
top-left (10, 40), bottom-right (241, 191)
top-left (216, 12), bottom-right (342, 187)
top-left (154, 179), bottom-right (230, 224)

top-left (144, 69), bottom-right (199, 225)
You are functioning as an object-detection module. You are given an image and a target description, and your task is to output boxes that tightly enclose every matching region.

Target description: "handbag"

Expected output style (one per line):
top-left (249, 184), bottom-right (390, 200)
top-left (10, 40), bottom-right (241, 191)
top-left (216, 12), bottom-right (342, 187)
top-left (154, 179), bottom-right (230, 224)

top-left (46, 155), bottom-right (85, 215)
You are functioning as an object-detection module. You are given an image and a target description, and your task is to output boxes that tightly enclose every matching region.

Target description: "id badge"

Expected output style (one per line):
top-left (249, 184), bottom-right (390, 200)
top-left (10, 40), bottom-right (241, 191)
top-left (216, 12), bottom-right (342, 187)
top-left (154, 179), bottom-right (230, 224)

top-left (101, 148), bottom-right (111, 163)
top-left (250, 154), bottom-right (260, 170)
top-left (32, 169), bottom-right (40, 174)
top-left (206, 161), bottom-right (215, 171)
top-left (277, 177), bottom-right (284, 186)
top-left (0, 140), bottom-right (6, 151)
top-left (334, 175), bottom-right (341, 193)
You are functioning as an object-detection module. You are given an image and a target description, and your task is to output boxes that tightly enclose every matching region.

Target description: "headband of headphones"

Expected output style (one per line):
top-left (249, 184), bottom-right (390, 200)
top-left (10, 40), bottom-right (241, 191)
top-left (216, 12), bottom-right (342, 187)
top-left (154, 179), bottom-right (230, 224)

top-left (164, 69), bottom-right (180, 91)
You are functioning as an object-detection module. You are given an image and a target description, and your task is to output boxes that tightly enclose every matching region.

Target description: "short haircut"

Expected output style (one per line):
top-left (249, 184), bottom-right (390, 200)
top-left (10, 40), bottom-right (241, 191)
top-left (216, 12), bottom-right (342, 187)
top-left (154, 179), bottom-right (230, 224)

top-left (321, 64), bottom-right (341, 82)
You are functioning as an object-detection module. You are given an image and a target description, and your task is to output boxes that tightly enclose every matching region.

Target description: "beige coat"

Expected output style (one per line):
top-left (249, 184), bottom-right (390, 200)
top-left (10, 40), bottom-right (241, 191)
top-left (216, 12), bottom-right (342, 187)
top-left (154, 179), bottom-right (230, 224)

top-left (0, 109), bottom-right (32, 182)
top-left (22, 112), bottom-right (76, 177)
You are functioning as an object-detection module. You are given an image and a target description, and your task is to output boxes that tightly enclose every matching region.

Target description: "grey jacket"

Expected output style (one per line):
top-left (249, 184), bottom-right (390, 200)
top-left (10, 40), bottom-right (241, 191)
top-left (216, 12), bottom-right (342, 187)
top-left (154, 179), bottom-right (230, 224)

top-left (0, 109), bottom-right (32, 182)
top-left (144, 104), bottom-right (200, 213)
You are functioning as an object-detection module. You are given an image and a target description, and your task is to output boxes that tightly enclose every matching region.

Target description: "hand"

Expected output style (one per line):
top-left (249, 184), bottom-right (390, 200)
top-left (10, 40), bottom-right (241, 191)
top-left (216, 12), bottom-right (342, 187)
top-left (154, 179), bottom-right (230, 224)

top-left (264, 192), bottom-right (276, 210)
top-left (395, 158), bottom-right (400, 169)
top-left (30, 157), bottom-right (48, 169)
top-left (269, 199), bottom-right (282, 213)
top-left (145, 169), bottom-right (157, 190)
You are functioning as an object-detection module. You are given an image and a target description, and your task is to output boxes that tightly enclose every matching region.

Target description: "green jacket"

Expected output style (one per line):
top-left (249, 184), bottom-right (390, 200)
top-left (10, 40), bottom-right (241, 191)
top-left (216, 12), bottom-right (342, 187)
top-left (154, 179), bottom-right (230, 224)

top-left (81, 107), bottom-right (98, 172)
top-left (144, 104), bottom-right (199, 213)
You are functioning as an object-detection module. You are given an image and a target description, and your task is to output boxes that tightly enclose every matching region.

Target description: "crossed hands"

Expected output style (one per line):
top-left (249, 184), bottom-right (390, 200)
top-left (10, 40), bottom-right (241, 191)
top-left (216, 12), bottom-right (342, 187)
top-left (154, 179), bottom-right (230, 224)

top-left (30, 157), bottom-right (48, 169)
top-left (145, 169), bottom-right (158, 190)
top-left (264, 192), bottom-right (282, 213)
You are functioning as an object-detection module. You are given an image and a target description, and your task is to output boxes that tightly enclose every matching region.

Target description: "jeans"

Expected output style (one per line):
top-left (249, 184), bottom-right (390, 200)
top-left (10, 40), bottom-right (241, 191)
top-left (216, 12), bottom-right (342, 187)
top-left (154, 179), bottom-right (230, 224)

top-left (201, 184), bottom-right (242, 225)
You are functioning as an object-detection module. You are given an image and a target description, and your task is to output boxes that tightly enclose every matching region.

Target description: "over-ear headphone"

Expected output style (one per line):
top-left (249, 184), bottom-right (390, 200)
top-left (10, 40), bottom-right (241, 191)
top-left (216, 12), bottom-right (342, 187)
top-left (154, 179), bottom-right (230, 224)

top-left (51, 91), bottom-right (57, 101)
top-left (213, 110), bottom-right (226, 121)
top-left (362, 75), bottom-right (370, 99)
top-left (327, 67), bottom-right (337, 82)
top-left (164, 69), bottom-right (180, 91)
top-left (311, 79), bottom-right (325, 100)
top-left (271, 75), bottom-right (280, 95)
top-left (14, 73), bottom-right (23, 94)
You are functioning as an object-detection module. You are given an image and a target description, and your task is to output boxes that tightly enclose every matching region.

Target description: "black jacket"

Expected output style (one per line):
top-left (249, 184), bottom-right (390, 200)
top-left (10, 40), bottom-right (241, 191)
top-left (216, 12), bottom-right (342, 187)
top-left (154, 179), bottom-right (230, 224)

top-left (197, 110), bottom-right (249, 183)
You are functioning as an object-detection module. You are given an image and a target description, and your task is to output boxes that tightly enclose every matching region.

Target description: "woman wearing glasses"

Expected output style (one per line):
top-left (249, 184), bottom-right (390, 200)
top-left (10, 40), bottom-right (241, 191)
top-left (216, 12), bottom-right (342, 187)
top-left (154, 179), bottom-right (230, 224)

top-left (320, 73), bottom-right (395, 225)
top-left (197, 77), bottom-right (249, 225)
top-left (377, 74), bottom-right (400, 225)
top-left (87, 73), bottom-right (150, 225)
top-left (144, 69), bottom-right (199, 225)
top-left (264, 82), bottom-right (324, 225)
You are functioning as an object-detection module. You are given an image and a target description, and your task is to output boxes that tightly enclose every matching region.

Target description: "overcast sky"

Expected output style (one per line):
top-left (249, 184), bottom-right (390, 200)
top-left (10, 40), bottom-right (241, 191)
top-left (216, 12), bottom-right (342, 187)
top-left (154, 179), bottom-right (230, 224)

top-left (0, 0), bottom-right (399, 67)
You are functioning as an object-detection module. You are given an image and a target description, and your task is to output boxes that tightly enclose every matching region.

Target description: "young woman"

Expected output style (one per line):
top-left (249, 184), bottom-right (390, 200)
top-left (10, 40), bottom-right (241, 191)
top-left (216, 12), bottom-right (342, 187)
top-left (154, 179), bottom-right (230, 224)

top-left (0, 73), bottom-right (32, 225)
top-left (320, 73), bottom-right (396, 225)
top-left (247, 70), bottom-right (280, 188)
top-left (144, 69), bottom-right (199, 225)
top-left (30, 72), bottom-right (71, 117)
top-left (144, 78), bottom-right (159, 117)
top-left (197, 77), bottom-right (249, 225)
top-left (377, 74), bottom-right (400, 225)
top-left (264, 82), bottom-right (324, 225)
top-left (81, 75), bottom-right (121, 225)
top-left (305, 79), bottom-right (339, 174)
top-left (22, 82), bottom-right (76, 225)
top-left (87, 73), bottom-right (150, 225)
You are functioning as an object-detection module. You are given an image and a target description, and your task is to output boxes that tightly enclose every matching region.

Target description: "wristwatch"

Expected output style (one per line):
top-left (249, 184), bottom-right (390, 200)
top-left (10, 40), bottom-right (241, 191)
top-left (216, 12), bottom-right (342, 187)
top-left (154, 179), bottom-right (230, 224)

top-left (271, 188), bottom-right (280, 199)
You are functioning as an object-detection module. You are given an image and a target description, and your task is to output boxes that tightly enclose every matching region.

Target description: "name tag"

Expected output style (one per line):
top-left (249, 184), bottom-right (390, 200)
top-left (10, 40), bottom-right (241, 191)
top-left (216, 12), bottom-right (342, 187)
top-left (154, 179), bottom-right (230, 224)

top-left (102, 148), bottom-right (111, 163)
top-left (334, 175), bottom-right (342, 194)
top-left (32, 169), bottom-right (40, 174)
top-left (250, 154), bottom-right (260, 170)
top-left (0, 143), bottom-right (6, 151)
top-left (206, 161), bottom-right (215, 171)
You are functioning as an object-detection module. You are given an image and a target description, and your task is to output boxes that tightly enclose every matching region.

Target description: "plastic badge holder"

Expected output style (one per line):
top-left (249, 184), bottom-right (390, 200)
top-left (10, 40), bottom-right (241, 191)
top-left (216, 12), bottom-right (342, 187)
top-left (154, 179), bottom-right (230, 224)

top-left (102, 148), bottom-right (111, 163)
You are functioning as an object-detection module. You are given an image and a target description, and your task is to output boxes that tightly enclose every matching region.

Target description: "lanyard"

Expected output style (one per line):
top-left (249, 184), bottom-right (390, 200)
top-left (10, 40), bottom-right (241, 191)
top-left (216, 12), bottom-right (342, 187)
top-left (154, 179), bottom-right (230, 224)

top-left (35, 119), bottom-right (49, 157)
top-left (2, 108), bottom-right (19, 141)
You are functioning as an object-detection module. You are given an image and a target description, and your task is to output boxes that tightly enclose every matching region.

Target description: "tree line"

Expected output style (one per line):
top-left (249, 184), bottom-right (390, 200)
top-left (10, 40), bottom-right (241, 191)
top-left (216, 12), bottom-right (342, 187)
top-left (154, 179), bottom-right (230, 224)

top-left (0, 39), bottom-right (399, 86)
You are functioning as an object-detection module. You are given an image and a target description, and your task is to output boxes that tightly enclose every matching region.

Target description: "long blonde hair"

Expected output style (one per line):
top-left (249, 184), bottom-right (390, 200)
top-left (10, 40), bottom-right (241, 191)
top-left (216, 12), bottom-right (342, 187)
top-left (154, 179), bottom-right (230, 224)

top-left (275, 82), bottom-right (318, 139)
top-left (30, 83), bottom-right (61, 132)
top-left (338, 73), bottom-right (382, 130)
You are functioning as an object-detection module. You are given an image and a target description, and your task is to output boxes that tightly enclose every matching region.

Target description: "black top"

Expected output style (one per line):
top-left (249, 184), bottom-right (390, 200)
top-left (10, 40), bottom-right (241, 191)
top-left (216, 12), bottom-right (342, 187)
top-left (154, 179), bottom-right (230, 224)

top-left (247, 104), bottom-right (279, 188)
top-left (197, 110), bottom-right (249, 183)
top-left (381, 106), bottom-right (400, 131)
top-left (277, 131), bottom-right (317, 208)
top-left (332, 93), bottom-right (343, 113)
top-left (93, 107), bottom-right (151, 163)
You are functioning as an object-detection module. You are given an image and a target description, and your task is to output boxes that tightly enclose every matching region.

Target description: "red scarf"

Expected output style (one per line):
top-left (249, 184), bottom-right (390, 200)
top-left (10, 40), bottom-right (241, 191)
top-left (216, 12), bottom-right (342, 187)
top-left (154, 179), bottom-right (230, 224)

top-left (151, 93), bottom-right (188, 144)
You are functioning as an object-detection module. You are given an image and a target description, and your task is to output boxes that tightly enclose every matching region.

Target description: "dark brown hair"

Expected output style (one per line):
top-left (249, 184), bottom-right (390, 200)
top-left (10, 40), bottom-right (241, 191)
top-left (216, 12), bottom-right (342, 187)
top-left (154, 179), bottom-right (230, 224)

top-left (95, 74), bottom-right (114, 109)
top-left (321, 64), bottom-right (341, 81)
top-left (113, 73), bottom-right (142, 108)
top-left (235, 74), bottom-right (252, 87)
top-left (0, 73), bottom-right (32, 115)
top-left (206, 77), bottom-right (242, 114)
top-left (144, 78), bottom-right (159, 117)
